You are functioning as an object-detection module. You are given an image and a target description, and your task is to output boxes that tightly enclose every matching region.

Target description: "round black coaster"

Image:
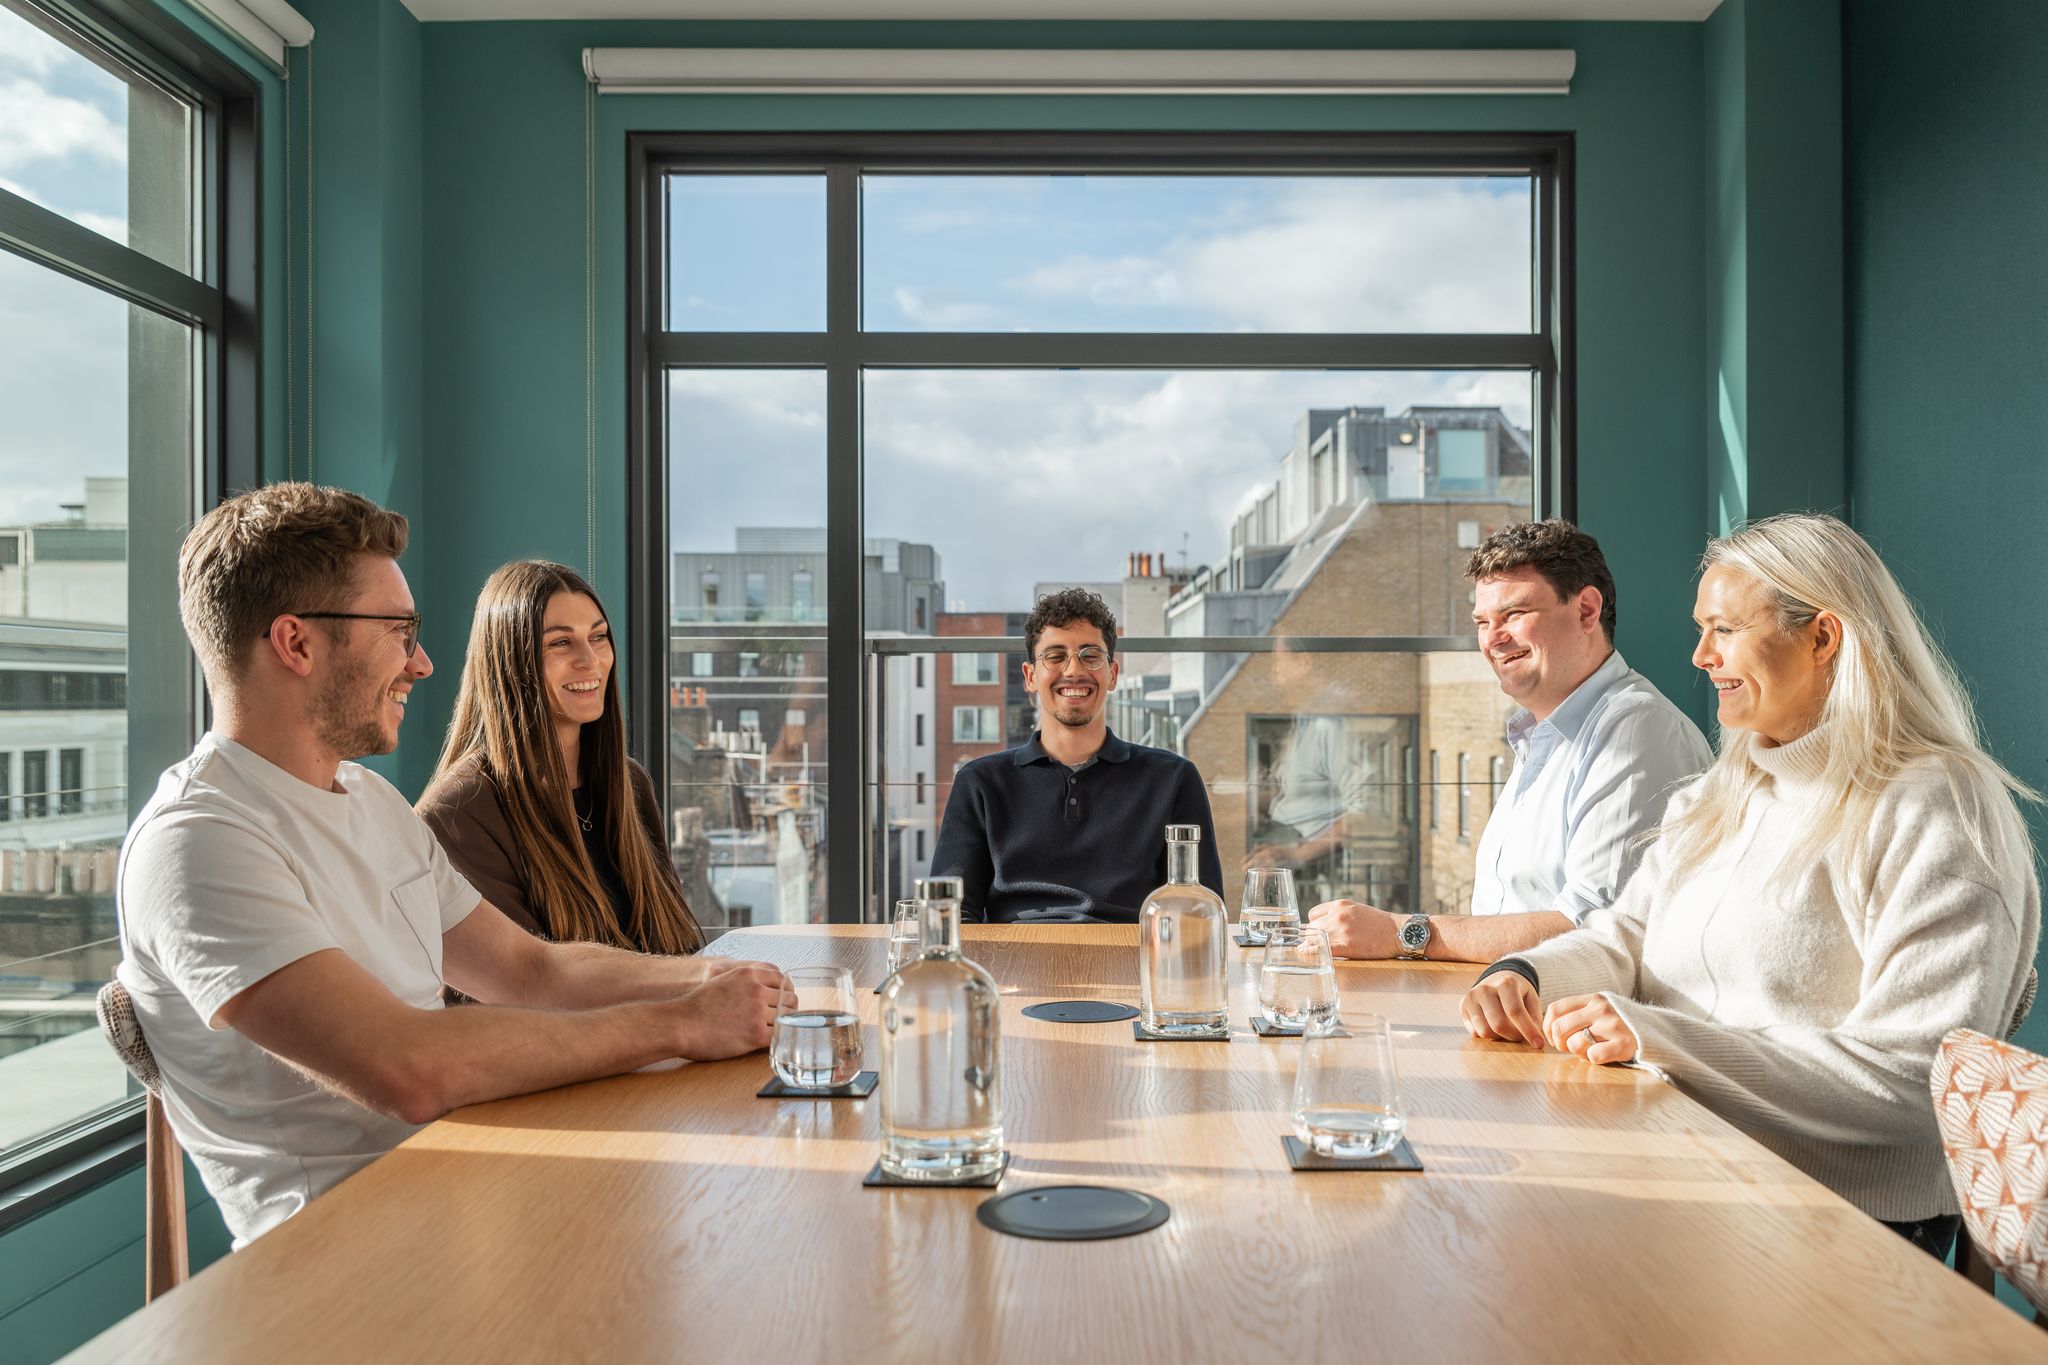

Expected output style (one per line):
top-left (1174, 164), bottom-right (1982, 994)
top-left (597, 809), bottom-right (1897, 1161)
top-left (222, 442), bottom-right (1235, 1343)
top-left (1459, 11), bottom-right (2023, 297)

top-left (976, 1185), bottom-right (1171, 1242)
top-left (1021, 1000), bottom-right (1139, 1024)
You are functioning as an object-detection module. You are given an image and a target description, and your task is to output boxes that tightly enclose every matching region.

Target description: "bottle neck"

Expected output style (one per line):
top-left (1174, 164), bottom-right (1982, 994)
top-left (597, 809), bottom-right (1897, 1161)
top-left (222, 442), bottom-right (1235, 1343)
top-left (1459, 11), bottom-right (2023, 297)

top-left (919, 899), bottom-right (962, 956)
top-left (1166, 840), bottom-right (1199, 885)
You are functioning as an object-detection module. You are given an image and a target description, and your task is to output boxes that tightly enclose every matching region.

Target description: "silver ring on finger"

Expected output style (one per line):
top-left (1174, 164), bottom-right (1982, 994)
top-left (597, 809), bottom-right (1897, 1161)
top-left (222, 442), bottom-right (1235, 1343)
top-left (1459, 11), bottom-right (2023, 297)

top-left (1574, 1027), bottom-right (1596, 1050)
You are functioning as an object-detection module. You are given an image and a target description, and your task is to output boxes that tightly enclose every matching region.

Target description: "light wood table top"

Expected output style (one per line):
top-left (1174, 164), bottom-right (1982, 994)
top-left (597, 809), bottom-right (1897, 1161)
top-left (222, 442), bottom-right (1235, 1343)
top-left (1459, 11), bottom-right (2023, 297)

top-left (65, 924), bottom-right (2044, 1363)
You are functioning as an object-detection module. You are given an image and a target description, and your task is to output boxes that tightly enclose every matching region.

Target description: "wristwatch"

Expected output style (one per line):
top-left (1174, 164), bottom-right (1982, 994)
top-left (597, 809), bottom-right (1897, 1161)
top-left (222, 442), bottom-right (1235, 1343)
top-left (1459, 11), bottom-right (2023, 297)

top-left (1397, 914), bottom-right (1432, 960)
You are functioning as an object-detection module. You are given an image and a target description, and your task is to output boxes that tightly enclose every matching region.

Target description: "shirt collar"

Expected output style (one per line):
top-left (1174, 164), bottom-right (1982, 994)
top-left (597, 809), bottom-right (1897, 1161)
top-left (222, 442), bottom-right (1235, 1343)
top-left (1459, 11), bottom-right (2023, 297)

top-left (1012, 728), bottom-right (1131, 766)
top-left (1505, 648), bottom-right (1629, 746)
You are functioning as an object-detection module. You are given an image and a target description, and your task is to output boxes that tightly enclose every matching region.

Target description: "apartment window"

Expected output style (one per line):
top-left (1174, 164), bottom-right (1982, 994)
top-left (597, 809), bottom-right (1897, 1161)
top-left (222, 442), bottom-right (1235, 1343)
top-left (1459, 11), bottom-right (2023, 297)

top-left (952, 653), bottom-right (1000, 685)
top-left (744, 571), bottom-right (767, 615)
top-left (700, 570), bottom-right (721, 610)
top-left (0, 0), bottom-right (250, 1178)
top-left (637, 134), bottom-right (1568, 930)
top-left (1457, 753), bottom-right (1472, 841)
top-left (691, 652), bottom-right (713, 677)
top-left (1428, 750), bottom-right (1440, 831)
top-left (792, 570), bottom-right (814, 617)
top-left (58, 748), bottom-right (82, 815)
top-left (915, 771), bottom-right (926, 804)
top-left (914, 829), bottom-right (926, 861)
top-left (23, 750), bottom-right (48, 819)
top-left (954, 706), bottom-right (1001, 743)
top-left (914, 656), bottom-right (924, 687)
top-left (739, 709), bottom-right (761, 733)
top-left (738, 652), bottom-right (760, 678)
top-left (914, 714), bottom-right (925, 746)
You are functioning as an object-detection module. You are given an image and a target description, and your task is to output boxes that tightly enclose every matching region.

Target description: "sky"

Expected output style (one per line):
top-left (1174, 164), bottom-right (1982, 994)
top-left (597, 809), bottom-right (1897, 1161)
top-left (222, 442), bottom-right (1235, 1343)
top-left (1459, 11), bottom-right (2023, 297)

top-left (0, 7), bottom-right (141, 529)
top-left (668, 173), bottom-right (1536, 612)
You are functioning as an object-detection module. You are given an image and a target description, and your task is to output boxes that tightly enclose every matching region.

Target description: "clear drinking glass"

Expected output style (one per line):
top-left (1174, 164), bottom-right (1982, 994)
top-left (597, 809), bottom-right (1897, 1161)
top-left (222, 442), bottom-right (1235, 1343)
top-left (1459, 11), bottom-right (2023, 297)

top-left (879, 877), bottom-right (1005, 1181)
top-left (887, 899), bottom-right (923, 973)
top-left (1138, 825), bottom-right (1230, 1038)
top-left (771, 965), bottom-right (863, 1088)
top-left (1239, 866), bottom-right (1300, 945)
top-left (1291, 1015), bottom-right (1407, 1158)
top-left (1259, 925), bottom-right (1339, 1034)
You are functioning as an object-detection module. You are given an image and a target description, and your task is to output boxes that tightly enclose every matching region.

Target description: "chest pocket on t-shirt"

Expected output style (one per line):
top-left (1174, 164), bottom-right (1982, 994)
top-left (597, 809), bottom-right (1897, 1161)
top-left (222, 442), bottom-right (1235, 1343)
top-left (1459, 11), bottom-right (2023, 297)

top-left (389, 873), bottom-right (445, 979)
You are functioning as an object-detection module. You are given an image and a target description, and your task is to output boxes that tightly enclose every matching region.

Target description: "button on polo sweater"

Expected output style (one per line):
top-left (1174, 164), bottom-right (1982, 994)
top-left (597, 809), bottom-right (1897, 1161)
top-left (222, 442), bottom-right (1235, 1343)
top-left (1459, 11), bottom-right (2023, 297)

top-left (931, 728), bottom-right (1224, 924)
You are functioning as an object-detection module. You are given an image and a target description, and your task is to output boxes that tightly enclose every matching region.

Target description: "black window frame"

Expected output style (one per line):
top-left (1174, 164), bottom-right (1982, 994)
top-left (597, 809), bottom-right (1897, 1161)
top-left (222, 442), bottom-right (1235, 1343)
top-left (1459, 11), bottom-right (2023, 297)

top-left (628, 131), bottom-right (1574, 926)
top-left (0, 0), bottom-right (262, 1228)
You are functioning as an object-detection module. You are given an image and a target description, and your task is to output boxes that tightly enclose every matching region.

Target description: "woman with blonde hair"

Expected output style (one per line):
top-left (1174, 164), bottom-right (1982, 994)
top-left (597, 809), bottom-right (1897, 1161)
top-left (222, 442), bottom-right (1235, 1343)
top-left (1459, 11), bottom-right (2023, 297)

top-left (1462, 512), bottom-right (2039, 1256)
top-left (419, 561), bottom-right (705, 955)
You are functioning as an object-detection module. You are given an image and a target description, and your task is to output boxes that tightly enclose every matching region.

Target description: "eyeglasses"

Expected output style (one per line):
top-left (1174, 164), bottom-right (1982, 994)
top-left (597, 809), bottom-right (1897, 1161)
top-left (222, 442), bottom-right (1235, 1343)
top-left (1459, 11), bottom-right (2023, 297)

top-left (265, 612), bottom-right (422, 658)
top-left (1033, 646), bottom-right (1111, 672)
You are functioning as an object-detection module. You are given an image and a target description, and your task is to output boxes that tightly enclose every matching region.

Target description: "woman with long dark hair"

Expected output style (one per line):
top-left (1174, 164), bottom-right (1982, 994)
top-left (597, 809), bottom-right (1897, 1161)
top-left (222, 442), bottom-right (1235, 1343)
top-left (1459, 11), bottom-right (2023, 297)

top-left (419, 561), bottom-right (704, 954)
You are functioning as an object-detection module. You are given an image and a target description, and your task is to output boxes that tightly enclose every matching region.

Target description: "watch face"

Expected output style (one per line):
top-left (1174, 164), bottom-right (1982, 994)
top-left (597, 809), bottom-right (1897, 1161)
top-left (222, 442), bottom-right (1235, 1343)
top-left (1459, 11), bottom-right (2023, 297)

top-left (1400, 917), bottom-right (1430, 952)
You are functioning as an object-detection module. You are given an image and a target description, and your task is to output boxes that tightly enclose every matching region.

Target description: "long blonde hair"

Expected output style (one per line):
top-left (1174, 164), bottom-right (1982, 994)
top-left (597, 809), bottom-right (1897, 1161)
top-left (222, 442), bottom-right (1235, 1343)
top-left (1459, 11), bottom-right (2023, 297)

top-left (1658, 513), bottom-right (2037, 898)
top-left (433, 561), bottom-right (703, 953)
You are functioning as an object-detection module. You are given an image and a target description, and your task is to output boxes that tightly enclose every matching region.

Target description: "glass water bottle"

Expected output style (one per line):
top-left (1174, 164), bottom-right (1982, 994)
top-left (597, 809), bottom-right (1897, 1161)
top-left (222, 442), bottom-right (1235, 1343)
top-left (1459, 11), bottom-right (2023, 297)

top-left (1138, 824), bottom-right (1230, 1038)
top-left (878, 876), bottom-right (1004, 1181)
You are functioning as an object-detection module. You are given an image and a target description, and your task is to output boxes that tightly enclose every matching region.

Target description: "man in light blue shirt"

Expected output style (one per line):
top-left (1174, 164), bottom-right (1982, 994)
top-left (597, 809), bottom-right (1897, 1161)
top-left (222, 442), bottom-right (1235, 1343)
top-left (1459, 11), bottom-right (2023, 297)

top-left (1309, 520), bottom-right (1710, 962)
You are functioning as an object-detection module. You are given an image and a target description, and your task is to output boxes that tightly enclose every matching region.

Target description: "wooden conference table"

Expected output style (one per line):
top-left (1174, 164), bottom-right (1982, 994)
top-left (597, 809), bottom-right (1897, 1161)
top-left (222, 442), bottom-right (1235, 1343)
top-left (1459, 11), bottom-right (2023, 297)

top-left (65, 924), bottom-right (2044, 1363)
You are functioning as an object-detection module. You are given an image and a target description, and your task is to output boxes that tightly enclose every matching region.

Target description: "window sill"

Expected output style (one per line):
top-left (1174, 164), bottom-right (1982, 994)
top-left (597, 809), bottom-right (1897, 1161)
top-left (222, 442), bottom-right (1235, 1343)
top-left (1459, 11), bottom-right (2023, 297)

top-left (0, 1100), bottom-right (145, 1234)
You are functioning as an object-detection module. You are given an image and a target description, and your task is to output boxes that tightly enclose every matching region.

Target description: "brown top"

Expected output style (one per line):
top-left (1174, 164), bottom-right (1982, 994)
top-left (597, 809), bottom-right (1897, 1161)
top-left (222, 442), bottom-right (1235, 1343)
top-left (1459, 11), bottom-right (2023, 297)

top-left (56, 926), bottom-right (2046, 1365)
top-left (415, 750), bottom-right (679, 948)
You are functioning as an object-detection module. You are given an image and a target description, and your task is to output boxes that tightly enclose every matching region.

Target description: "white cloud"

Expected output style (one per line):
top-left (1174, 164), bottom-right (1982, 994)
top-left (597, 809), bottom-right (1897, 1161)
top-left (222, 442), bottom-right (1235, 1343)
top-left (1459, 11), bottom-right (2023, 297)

top-left (1012, 179), bottom-right (1530, 334)
top-left (890, 287), bottom-right (998, 329)
top-left (0, 14), bottom-right (76, 78)
top-left (0, 252), bottom-right (129, 529)
top-left (0, 76), bottom-right (125, 174)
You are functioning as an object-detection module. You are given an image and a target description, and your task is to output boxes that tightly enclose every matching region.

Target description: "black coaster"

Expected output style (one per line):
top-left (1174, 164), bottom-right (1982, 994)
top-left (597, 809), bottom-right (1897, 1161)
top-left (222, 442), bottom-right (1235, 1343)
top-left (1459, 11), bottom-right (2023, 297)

top-left (862, 1152), bottom-right (1010, 1188)
top-left (1023, 1000), bottom-right (1139, 1024)
top-left (756, 1070), bottom-right (878, 1099)
top-left (977, 1185), bottom-right (1171, 1242)
top-left (1250, 1017), bottom-right (1352, 1039)
top-left (1232, 929), bottom-right (1270, 950)
top-left (1133, 1020), bottom-right (1231, 1043)
top-left (1281, 1135), bottom-right (1424, 1172)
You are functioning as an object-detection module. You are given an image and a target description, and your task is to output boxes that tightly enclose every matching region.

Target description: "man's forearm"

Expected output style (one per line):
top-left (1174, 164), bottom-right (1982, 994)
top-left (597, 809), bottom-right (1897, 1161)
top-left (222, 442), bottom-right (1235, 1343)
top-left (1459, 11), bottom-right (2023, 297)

top-left (1426, 910), bottom-right (1576, 964)
top-left (528, 940), bottom-right (717, 1010)
top-left (379, 997), bottom-right (681, 1125)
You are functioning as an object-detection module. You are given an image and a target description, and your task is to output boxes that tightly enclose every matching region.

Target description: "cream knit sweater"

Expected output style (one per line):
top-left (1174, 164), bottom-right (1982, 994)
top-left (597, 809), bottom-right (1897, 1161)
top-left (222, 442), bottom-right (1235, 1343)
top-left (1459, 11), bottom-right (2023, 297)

top-left (1513, 725), bottom-right (2039, 1221)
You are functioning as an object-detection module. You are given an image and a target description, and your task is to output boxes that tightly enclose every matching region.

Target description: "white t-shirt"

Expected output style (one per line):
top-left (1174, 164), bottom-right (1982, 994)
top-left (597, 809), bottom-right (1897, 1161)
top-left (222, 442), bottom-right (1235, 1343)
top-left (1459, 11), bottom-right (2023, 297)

top-left (116, 733), bottom-right (479, 1247)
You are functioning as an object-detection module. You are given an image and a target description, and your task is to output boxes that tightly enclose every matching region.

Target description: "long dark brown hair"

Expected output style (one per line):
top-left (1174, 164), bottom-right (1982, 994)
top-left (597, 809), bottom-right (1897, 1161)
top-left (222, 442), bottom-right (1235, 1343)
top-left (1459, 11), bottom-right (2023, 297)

top-left (433, 561), bottom-right (704, 953)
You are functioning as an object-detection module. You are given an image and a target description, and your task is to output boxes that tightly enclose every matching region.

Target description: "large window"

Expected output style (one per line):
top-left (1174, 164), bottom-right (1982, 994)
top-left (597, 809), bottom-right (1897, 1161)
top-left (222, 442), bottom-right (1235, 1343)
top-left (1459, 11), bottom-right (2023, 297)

top-left (632, 134), bottom-right (1568, 926)
top-left (0, 0), bottom-right (254, 1190)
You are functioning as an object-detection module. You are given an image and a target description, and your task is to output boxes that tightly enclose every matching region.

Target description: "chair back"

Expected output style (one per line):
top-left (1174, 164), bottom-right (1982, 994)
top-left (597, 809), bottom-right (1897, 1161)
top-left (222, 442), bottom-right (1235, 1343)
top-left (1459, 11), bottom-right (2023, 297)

top-left (96, 979), bottom-right (161, 1094)
top-left (94, 979), bottom-right (188, 1299)
top-left (1932, 1028), bottom-right (2048, 1314)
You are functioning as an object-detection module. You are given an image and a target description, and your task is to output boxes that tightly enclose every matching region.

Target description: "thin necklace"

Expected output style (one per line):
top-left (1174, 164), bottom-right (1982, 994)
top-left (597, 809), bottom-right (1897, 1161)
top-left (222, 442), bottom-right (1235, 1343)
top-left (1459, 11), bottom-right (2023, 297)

top-left (572, 786), bottom-right (593, 833)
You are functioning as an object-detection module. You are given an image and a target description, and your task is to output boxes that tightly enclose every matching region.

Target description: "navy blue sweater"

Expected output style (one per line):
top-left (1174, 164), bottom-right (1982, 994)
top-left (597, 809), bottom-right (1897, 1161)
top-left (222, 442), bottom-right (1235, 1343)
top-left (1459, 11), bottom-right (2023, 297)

top-left (930, 729), bottom-right (1225, 924)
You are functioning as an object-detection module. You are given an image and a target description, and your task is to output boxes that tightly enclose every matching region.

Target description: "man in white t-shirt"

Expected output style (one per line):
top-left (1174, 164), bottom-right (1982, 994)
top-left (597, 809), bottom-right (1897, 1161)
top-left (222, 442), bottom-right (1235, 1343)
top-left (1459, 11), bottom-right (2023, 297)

top-left (1308, 519), bottom-right (1710, 964)
top-left (118, 483), bottom-right (784, 1247)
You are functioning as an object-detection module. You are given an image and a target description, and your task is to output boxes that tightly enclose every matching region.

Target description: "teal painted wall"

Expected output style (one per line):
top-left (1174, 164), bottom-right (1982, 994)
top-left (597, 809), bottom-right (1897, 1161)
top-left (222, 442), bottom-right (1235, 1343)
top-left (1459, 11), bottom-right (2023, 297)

top-left (413, 18), bottom-right (1714, 801)
top-left (1844, 0), bottom-right (2048, 1045)
top-left (1844, 1), bottom-right (2048, 1318)
top-left (1705, 0), bottom-right (1845, 533)
top-left (0, 1160), bottom-right (232, 1364)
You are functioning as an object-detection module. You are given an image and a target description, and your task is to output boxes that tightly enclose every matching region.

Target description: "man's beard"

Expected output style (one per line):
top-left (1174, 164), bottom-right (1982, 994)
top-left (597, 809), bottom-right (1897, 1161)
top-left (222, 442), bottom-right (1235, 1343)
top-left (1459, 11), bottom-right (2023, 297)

top-left (310, 651), bottom-right (396, 759)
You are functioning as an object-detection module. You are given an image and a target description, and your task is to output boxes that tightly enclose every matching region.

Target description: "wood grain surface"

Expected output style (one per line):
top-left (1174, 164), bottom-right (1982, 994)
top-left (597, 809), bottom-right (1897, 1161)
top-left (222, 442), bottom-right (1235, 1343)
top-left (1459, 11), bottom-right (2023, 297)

top-left (61, 925), bottom-right (2045, 1363)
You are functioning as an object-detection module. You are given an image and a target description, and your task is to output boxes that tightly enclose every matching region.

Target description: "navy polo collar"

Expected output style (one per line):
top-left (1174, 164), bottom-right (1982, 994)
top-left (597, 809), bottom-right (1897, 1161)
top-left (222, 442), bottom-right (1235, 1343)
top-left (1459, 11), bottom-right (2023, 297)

top-left (1012, 728), bottom-right (1133, 767)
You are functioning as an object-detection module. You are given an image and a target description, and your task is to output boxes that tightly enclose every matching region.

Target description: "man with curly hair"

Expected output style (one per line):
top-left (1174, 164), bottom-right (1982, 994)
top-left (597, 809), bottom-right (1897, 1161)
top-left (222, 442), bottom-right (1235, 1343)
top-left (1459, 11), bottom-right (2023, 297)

top-left (932, 587), bottom-right (1223, 922)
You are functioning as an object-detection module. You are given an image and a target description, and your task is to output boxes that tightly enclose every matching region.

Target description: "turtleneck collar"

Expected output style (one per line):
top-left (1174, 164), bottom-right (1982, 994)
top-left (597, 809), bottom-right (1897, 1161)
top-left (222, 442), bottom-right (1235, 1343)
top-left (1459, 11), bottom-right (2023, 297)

top-left (1748, 722), bottom-right (1832, 796)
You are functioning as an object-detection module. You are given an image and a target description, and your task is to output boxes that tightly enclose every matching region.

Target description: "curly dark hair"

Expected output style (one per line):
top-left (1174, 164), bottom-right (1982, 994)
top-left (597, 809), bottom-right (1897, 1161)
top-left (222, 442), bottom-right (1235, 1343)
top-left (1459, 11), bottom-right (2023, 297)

top-left (1024, 587), bottom-right (1120, 662)
top-left (1464, 519), bottom-right (1617, 643)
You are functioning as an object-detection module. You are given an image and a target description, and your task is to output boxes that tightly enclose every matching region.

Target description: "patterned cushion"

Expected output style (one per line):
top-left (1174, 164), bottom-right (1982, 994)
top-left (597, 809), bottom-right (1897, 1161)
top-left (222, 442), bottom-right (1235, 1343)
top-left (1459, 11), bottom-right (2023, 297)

top-left (95, 980), bottom-right (161, 1095)
top-left (1932, 1028), bottom-right (2048, 1310)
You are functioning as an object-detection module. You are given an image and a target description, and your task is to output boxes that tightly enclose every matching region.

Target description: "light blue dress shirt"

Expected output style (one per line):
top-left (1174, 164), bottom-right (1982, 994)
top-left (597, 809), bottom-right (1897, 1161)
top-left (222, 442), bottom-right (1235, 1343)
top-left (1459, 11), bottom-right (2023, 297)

top-left (1469, 650), bottom-right (1712, 922)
